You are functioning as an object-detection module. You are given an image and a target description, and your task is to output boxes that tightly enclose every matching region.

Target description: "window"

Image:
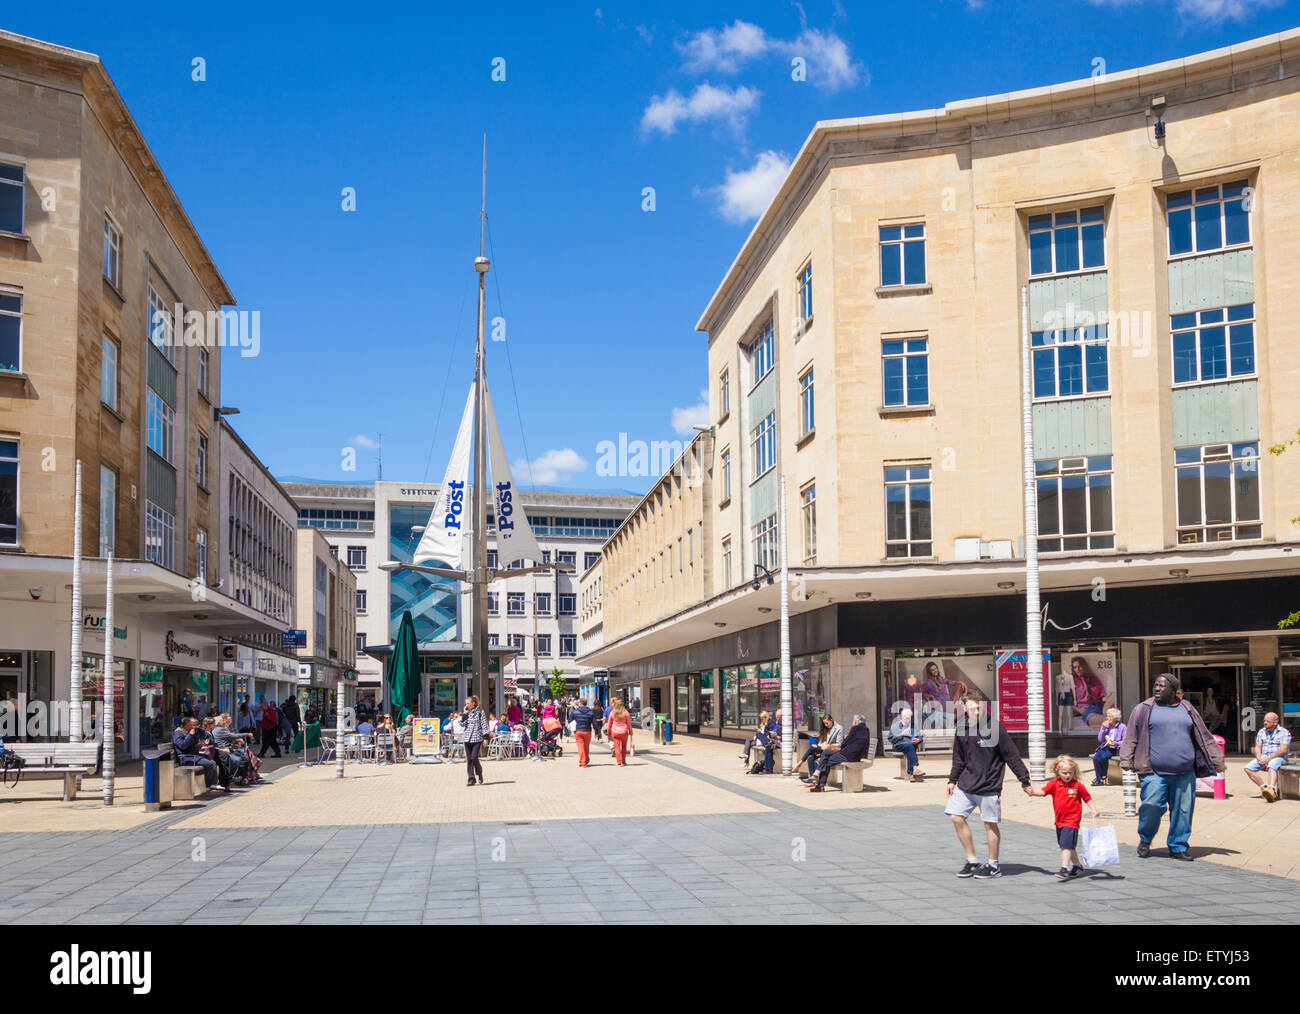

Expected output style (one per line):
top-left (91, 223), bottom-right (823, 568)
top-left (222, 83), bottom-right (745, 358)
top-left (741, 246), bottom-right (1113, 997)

top-left (752, 513), bottom-right (778, 571)
top-left (537, 634), bottom-right (552, 656)
top-left (560, 635), bottom-right (577, 657)
top-left (797, 262), bottom-right (813, 325)
top-left (542, 550), bottom-right (551, 564)
top-left (1032, 325), bottom-right (1109, 399)
top-left (535, 592), bottom-right (551, 615)
top-left (799, 367), bottom-right (814, 436)
top-left (0, 291), bottom-right (20, 373)
top-left (1036, 456), bottom-right (1114, 552)
top-left (487, 549), bottom-right (498, 569)
top-left (198, 347), bottom-right (209, 399)
top-left (722, 537), bottom-right (732, 588)
top-left (488, 593), bottom-right (499, 615)
top-left (508, 592), bottom-right (525, 616)
top-left (880, 224), bottom-right (926, 286)
top-left (196, 433), bottom-right (208, 488)
top-left (147, 286), bottom-right (175, 364)
top-left (719, 369), bottom-right (731, 417)
top-left (882, 337), bottom-right (929, 407)
top-left (885, 465), bottom-right (932, 558)
top-left (103, 219), bottom-right (121, 288)
top-left (98, 465), bottom-right (116, 556)
top-left (1171, 304), bottom-right (1254, 385)
top-left (677, 537), bottom-right (683, 572)
top-left (488, 633), bottom-right (499, 647)
top-left (558, 551), bottom-right (576, 568)
top-left (145, 499), bottom-right (176, 570)
top-left (346, 545), bottom-right (366, 569)
top-left (0, 439), bottom-right (18, 545)
top-left (1029, 207), bottom-right (1105, 276)
top-left (750, 412), bottom-right (776, 481)
top-left (0, 163), bottom-right (23, 234)
top-left (100, 335), bottom-right (119, 410)
top-left (356, 589), bottom-right (368, 613)
top-left (356, 633), bottom-right (367, 655)
top-left (146, 390), bottom-right (175, 463)
top-left (508, 558), bottom-right (525, 570)
top-left (558, 594), bottom-right (576, 616)
top-left (688, 529), bottom-right (694, 565)
top-left (721, 448), bottom-right (732, 501)
top-left (751, 318), bottom-right (774, 385)
top-left (1175, 443), bottom-right (1261, 543)
top-left (509, 634), bottom-right (526, 652)
top-left (196, 527), bottom-right (207, 581)
top-left (584, 551), bottom-right (600, 571)
top-left (801, 484), bottom-right (817, 564)
top-left (329, 545), bottom-right (338, 558)
top-left (1167, 181), bottom-right (1250, 257)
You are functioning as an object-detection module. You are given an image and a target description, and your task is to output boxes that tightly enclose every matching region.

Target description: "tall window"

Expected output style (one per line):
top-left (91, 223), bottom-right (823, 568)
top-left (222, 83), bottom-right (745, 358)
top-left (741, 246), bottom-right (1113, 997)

top-left (1167, 180), bottom-right (1250, 257)
top-left (1175, 442), bottom-right (1261, 543)
top-left (509, 634), bottom-right (526, 652)
top-left (558, 593), bottom-right (576, 615)
top-left (885, 465), bottom-right (932, 558)
top-left (196, 527), bottom-right (207, 581)
top-left (535, 592), bottom-right (551, 615)
top-left (584, 551), bottom-right (600, 571)
top-left (801, 483), bottom-right (817, 564)
top-left (721, 448), bottom-right (732, 501)
top-left (1036, 456), bottom-right (1114, 552)
top-left (0, 439), bottom-right (18, 546)
top-left (752, 513), bottom-right (778, 571)
top-left (356, 589), bottom-right (368, 613)
top-left (198, 347), bottom-right (209, 398)
top-left (357, 633), bottom-right (367, 655)
top-left (560, 635), bottom-right (577, 657)
top-left (98, 465), bottom-right (116, 556)
top-left (880, 224), bottom-right (926, 286)
top-left (0, 163), bottom-right (23, 234)
top-left (101, 335), bottom-right (119, 410)
top-left (0, 291), bottom-right (20, 374)
top-left (346, 545), bottom-right (366, 569)
top-left (1172, 304), bottom-right (1254, 385)
top-left (882, 337), bottom-right (929, 406)
top-left (146, 390), bottom-right (175, 462)
top-left (508, 592), bottom-right (525, 615)
top-left (147, 286), bottom-right (175, 363)
top-left (537, 634), bottom-right (552, 656)
top-left (1029, 207), bottom-right (1105, 275)
top-left (799, 367), bottom-right (814, 436)
top-left (719, 369), bottom-right (731, 417)
top-left (750, 412), bottom-right (776, 480)
top-left (103, 219), bottom-right (121, 288)
top-left (487, 549), bottom-right (498, 569)
top-left (797, 262), bottom-right (813, 325)
top-left (488, 592), bottom-right (499, 615)
top-left (145, 500), bottom-right (176, 570)
top-left (558, 551), bottom-right (577, 567)
top-left (751, 318), bottom-right (774, 385)
top-left (488, 633), bottom-right (499, 646)
top-left (196, 433), bottom-right (208, 488)
top-left (722, 537), bottom-right (732, 588)
top-left (1032, 325), bottom-right (1109, 399)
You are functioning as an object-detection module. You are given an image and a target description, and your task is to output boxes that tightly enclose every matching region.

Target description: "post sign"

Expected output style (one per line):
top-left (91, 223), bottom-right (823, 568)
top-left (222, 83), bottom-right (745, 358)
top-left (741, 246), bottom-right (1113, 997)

top-left (282, 629), bottom-right (307, 652)
top-left (995, 650), bottom-right (1052, 734)
top-left (411, 717), bottom-right (441, 757)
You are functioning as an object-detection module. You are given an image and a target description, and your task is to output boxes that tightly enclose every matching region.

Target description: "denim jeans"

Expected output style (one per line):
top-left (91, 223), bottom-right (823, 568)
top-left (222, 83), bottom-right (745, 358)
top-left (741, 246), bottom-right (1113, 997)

top-left (1093, 744), bottom-right (1117, 782)
top-left (1138, 771), bottom-right (1196, 853)
top-left (893, 742), bottom-right (920, 773)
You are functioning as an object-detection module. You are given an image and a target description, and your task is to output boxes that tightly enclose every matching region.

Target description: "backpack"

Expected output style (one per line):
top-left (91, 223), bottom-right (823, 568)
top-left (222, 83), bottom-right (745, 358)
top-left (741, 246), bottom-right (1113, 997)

top-left (749, 760), bottom-right (766, 775)
top-left (0, 739), bottom-right (25, 788)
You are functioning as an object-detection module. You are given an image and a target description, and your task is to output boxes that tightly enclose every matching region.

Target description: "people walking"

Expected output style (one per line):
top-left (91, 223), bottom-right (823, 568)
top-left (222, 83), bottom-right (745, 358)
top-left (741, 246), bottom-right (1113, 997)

top-left (258, 700), bottom-right (282, 758)
top-left (1119, 672), bottom-right (1224, 861)
top-left (591, 700), bottom-right (604, 743)
top-left (1091, 708), bottom-right (1126, 785)
top-left (1245, 712), bottom-right (1292, 802)
top-left (809, 714), bottom-right (871, 791)
top-left (1028, 755), bottom-right (1100, 881)
top-left (461, 695), bottom-right (489, 786)
top-left (608, 699), bottom-right (634, 766)
top-left (571, 698), bottom-right (595, 766)
top-left (946, 694), bottom-right (1033, 879)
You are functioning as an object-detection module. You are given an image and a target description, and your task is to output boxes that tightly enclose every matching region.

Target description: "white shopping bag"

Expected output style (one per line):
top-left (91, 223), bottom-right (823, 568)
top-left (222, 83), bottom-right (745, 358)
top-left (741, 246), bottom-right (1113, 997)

top-left (1078, 823), bottom-right (1120, 868)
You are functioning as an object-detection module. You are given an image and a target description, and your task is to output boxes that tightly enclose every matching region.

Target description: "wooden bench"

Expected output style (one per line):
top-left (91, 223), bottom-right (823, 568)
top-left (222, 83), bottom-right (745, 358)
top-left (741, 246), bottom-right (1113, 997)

top-left (1278, 764), bottom-right (1300, 801)
top-left (3, 742), bottom-right (100, 800)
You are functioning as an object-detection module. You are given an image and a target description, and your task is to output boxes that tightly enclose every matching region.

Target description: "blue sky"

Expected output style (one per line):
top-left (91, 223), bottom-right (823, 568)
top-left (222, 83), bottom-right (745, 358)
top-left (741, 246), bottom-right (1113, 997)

top-left (7, 0), bottom-right (1296, 492)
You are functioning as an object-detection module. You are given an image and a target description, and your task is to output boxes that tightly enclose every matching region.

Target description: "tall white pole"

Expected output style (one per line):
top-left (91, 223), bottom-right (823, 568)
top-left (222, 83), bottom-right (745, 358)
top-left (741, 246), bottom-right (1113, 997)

top-left (1020, 285), bottom-right (1046, 781)
top-left (779, 475), bottom-right (793, 776)
top-left (102, 551), bottom-right (116, 804)
top-left (69, 459), bottom-right (84, 741)
top-left (335, 675), bottom-right (346, 779)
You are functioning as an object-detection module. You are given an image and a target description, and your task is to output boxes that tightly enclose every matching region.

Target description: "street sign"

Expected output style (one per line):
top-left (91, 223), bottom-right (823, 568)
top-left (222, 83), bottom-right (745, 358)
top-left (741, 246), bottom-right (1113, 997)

top-left (282, 629), bottom-right (307, 651)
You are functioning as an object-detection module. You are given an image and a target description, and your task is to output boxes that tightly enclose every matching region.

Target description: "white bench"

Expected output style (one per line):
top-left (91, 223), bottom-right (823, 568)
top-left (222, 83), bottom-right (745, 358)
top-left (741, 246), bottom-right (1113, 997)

top-left (3, 742), bottom-right (101, 800)
top-left (1278, 764), bottom-right (1300, 801)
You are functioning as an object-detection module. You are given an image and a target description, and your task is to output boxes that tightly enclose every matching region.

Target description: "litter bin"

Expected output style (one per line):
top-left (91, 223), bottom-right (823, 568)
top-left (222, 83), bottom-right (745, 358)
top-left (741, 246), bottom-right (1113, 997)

top-left (662, 719), bottom-right (673, 744)
top-left (653, 714), bottom-right (668, 743)
top-left (143, 747), bottom-right (174, 812)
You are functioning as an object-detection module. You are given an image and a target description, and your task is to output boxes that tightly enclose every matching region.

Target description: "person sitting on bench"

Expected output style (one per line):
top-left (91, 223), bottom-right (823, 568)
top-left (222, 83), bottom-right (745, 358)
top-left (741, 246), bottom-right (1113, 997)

top-left (172, 717), bottom-right (226, 793)
top-left (741, 710), bottom-right (773, 769)
top-left (810, 715), bottom-right (871, 792)
top-left (796, 714), bottom-right (842, 782)
top-left (888, 708), bottom-right (926, 779)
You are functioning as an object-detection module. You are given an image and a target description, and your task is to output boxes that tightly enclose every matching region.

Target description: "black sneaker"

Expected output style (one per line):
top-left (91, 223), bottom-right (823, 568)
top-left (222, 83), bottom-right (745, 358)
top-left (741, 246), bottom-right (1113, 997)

top-left (1168, 850), bottom-right (1193, 862)
top-left (1069, 865), bottom-right (1083, 878)
top-left (956, 861), bottom-right (981, 878)
top-left (1136, 841), bottom-right (1151, 858)
top-left (973, 863), bottom-right (1002, 879)
top-left (1055, 866), bottom-right (1071, 881)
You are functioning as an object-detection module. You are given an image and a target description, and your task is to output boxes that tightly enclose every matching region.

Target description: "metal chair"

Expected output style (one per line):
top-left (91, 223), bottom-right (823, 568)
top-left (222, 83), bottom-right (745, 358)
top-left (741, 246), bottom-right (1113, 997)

top-left (319, 736), bottom-right (336, 763)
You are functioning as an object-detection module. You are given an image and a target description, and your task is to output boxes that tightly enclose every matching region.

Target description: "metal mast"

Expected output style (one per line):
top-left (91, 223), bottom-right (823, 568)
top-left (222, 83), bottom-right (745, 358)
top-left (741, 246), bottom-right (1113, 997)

top-left (471, 136), bottom-right (491, 709)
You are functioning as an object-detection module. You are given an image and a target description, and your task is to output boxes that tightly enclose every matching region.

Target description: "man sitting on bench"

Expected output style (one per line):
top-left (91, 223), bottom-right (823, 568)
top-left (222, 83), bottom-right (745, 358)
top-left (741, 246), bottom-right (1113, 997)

top-left (888, 707), bottom-right (926, 780)
top-left (171, 718), bottom-right (226, 793)
top-left (810, 715), bottom-right (870, 792)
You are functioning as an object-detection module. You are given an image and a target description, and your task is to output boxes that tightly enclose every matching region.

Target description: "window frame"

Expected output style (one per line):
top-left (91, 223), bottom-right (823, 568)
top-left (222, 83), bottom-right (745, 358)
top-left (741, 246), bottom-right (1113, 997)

top-left (98, 463), bottom-right (116, 556)
top-left (346, 545), bottom-right (366, 570)
top-left (1174, 442), bottom-right (1262, 544)
top-left (1035, 455), bottom-right (1116, 553)
top-left (0, 438), bottom-right (19, 546)
top-left (103, 217), bottom-right (122, 289)
top-left (796, 261), bottom-right (813, 326)
top-left (146, 389), bottom-right (175, 464)
top-left (559, 634), bottom-right (577, 658)
top-left (750, 412), bottom-right (776, 483)
top-left (0, 161), bottom-right (24, 235)
top-left (884, 464), bottom-right (933, 559)
top-left (507, 592), bottom-right (526, 616)
top-left (1170, 303), bottom-right (1255, 387)
top-left (100, 333), bottom-right (120, 411)
top-left (356, 589), bottom-right (368, 614)
top-left (1166, 180), bottom-right (1251, 260)
top-left (535, 592), bottom-right (552, 616)
top-left (147, 285), bottom-right (176, 365)
top-left (881, 335), bottom-right (930, 407)
top-left (1027, 205), bottom-right (1106, 277)
top-left (196, 526), bottom-right (208, 582)
top-left (751, 512), bottom-right (778, 572)
top-left (536, 633), bottom-right (552, 656)
top-left (719, 368), bottom-right (731, 418)
top-left (879, 222), bottom-right (927, 287)
top-left (144, 499), bottom-right (176, 570)
top-left (799, 366), bottom-right (814, 437)
top-left (558, 593), bottom-right (577, 616)
top-left (800, 483), bottom-right (817, 564)
top-left (749, 318), bottom-right (775, 390)
top-left (1031, 325), bottom-right (1110, 401)
top-left (196, 431), bottom-right (208, 489)
top-left (0, 289), bottom-right (22, 375)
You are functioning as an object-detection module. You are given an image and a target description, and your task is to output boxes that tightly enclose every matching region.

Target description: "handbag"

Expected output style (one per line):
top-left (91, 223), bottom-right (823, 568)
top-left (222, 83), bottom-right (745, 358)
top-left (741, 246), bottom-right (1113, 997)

top-left (1078, 823), bottom-right (1120, 867)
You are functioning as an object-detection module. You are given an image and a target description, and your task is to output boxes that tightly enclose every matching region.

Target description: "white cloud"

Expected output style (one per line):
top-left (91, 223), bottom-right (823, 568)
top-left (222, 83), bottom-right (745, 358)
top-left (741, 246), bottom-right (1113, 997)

top-left (1082, 0), bottom-right (1282, 19)
top-left (670, 390), bottom-right (710, 435)
top-left (704, 150), bottom-right (793, 224)
top-left (350, 434), bottom-right (379, 449)
top-left (514, 448), bottom-right (588, 486)
top-left (641, 82), bottom-right (761, 137)
top-left (678, 20), bottom-right (770, 74)
top-left (675, 19), bottom-right (864, 91)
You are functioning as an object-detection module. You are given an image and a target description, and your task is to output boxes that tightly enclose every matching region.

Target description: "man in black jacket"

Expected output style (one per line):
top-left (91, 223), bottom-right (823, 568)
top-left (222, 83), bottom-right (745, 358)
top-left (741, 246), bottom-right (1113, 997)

top-left (809, 714), bottom-right (871, 791)
top-left (946, 694), bottom-right (1033, 879)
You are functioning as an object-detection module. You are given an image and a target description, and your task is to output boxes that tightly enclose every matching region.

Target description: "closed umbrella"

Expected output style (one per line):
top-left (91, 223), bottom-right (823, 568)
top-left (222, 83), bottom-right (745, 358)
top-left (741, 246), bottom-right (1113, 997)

top-left (387, 610), bottom-right (421, 725)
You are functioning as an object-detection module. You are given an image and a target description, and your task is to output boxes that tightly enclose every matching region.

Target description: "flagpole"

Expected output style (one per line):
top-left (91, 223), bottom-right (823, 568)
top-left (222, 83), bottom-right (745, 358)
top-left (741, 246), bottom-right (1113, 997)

top-left (471, 135), bottom-right (491, 711)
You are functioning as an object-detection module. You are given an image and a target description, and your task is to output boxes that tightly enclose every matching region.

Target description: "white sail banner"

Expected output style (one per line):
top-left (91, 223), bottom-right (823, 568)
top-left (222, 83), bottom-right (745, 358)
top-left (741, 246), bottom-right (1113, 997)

top-left (485, 380), bottom-right (544, 568)
top-left (414, 381), bottom-right (475, 570)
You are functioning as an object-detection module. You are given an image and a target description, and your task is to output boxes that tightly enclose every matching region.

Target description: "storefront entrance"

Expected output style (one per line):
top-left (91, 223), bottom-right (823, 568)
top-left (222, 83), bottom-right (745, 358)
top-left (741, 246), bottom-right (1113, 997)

top-left (1172, 663), bottom-right (1245, 753)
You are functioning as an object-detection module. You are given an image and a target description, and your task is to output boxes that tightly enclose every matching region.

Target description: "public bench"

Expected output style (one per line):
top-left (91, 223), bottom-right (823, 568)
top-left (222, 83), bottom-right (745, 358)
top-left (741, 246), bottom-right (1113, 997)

top-left (2, 742), bottom-right (100, 800)
top-left (824, 757), bottom-right (874, 792)
top-left (881, 727), bottom-right (953, 780)
top-left (1279, 764), bottom-right (1300, 801)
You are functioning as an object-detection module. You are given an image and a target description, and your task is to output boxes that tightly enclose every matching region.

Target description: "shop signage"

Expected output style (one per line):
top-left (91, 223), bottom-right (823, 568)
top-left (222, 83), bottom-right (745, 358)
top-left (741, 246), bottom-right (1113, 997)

top-left (82, 614), bottom-right (128, 641)
top-left (411, 717), bottom-right (441, 757)
top-left (164, 630), bottom-right (200, 662)
top-left (281, 629), bottom-right (307, 651)
top-left (223, 644), bottom-right (254, 676)
top-left (1248, 667), bottom-right (1278, 723)
top-left (298, 663), bottom-right (313, 686)
top-left (995, 651), bottom-right (1053, 734)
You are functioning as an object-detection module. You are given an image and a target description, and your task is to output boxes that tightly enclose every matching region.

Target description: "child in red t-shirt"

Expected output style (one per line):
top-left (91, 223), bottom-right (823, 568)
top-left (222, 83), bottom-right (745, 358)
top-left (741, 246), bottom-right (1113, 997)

top-left (1028, 755), bottom-right (1100, 881)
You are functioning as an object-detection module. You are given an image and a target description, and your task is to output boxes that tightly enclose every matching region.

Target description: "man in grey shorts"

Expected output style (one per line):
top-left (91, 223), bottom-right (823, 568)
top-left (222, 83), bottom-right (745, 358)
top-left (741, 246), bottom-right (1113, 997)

top-left (946, 693), bottom-right (1033, 879)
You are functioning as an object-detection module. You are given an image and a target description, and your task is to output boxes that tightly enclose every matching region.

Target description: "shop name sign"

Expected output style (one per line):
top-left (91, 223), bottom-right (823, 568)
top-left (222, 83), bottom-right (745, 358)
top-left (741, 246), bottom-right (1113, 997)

top-left (164, 631), bottom-right (200, 662)
top-left (1040, 601), bottom-right (1094, 635)
top-left (83, 614), bottom-right (128, 641)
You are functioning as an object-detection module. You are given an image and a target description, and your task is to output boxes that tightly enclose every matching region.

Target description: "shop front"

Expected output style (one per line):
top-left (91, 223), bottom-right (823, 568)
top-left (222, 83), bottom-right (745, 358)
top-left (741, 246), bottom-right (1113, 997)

top-left (137, 622), bottom-right (217, 748)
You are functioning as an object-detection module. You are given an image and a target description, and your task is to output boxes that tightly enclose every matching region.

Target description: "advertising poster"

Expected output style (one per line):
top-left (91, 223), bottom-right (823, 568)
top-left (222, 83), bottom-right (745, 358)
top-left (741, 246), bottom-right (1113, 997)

top-left (893, 655), bottom-right (996, 728)
top-left (995, 651), bottom-right (1052, 734)
top-left (1053, 651), bottom-right (1117, 735)
top-left (411, 717), bottom-right (441, 757)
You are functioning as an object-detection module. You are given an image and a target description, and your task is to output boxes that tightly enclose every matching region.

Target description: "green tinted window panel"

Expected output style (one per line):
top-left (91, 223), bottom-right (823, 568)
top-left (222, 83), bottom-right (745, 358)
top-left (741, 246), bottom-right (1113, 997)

top-left (1167, 249), bottom-right (1254, 315)
top-left (146, 343), bottom-right (177, 407)
top-left (747, 367), bottom-right (777, 421)
top-left (1028, 272), bottom-right (1108, 332)
top-left (1031, 396), bottom-right (1112, 459)
top-left (1171, 380), bottom-right (1258, 446)
top-left (146, 451), bottom-right (176, 512)
top-left (749, 470), bottom-right (777, 528)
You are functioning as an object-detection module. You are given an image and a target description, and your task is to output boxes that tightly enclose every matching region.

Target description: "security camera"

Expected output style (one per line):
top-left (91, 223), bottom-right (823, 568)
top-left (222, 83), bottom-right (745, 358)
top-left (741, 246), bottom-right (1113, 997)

top-left (751, 578), bottom-right (762, 591)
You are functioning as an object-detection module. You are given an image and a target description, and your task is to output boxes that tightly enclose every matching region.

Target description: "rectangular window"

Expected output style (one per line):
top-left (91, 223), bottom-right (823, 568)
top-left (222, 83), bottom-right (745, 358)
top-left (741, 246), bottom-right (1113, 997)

top-left (721, 448), bottom-right (732, 501)
top-left (98, 464), bottom-right (116, 556)
top-left (884, 464), bottom-right (932, 558)
top-left (487, 549), bottom-right (498, 569)
top-left (488, 592), bottom-right (499, 615)
top-left (196, 433), bottom-right (208, 488)
top-left (146, 389), bottom-right (175, 463)
top-left (722, 537), bottom-right (732, 588)
top-left (1167, 180), bottom-right (1250, 257)
top-left (196, 527), bottom-right (207, 581)
top-left (356, 589), bottom-right (368, 613)
top-left (537, 634), bottom-right (552, 656)
top-left (1036, 456), bottom-right (1115, 552)
top-left (147, 286), bottom-right (175, 364)
top-left (535, 592), bottom-right (551, 615)
top-left (0, 291), bottom-right (21, 374)
top-left (1175, 442), bottom-right (1261, 544)
top-left (1028, 207), bottom-right (1105, 276)
top-left (144, 499), bottom-right (176, 570)
top-left (198, 347), bottom-right (209, 398)
top-left (751, 318), bottom-right (775, 385)
top-left (801, 483), bottom-right (817, 564)
top-left (720, 369), bottom-right (730, 417)
top-left (560, 635), bottom-right (577, 657)
top-left (103, 219), bottom-right (121, 288)
top-left (101, 335), bottom-right (119, 410)
top-left (488, 633), bottom-right (499, 646)
top-left (797, 262), bottom-right (813, 325)
top-left (1032, 325), bottom-right (1109, 399)
top-left (882, 337), bottom-right (929, 406)
top-left (750, 412), bottom-right (776, 481)
top-left (346, 545), bottom-right (366, 569)
top-left (558, 551), bottom-right (576, 567)
top-left (752, 513), bottom-right (778, 572)
top-left (0, 439), bottom-right (18, 545)
top-left (356, 633), bottom-right (367, 655)
top-left (584, 552), bottom-right (600, 571)
top-left (799, 367), bottom-right (814, 436)
top-left (558, 594), bottom-right (576, 616)
top-left (0, 163), bottom-right (24, 234)
top-left (508, 592), bottom-right (525, 616)
top-left (509, 634), bottom-right (526, 652)
top-left (1171, 304), bottom-right (1254, 385)
top-left (880, 223), bottom-right (926, 286)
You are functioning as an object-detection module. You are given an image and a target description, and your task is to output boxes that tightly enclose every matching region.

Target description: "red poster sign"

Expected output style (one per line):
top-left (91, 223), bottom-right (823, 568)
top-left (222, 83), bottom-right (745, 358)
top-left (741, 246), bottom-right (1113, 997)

top-left (996, 651), bottom-right (1052, 734)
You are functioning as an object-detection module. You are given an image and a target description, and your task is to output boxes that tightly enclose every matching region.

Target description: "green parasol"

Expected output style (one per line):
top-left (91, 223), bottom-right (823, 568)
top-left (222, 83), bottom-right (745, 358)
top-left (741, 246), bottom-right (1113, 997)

top-left (386, 609), bottom-right (421, 725)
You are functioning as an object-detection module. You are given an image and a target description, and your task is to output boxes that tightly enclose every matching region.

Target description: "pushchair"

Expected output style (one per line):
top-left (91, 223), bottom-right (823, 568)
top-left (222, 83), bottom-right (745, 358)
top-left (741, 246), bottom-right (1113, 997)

top-left (534, 725), bottom-right (564, 759)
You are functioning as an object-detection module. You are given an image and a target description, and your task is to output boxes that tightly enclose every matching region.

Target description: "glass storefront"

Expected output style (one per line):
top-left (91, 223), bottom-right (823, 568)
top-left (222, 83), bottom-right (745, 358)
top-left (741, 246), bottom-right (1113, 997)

top-left (721, 661), bottom-right (782, 729)
top-left (793, 651), bottom-right (828, 731)
top-left (81, 653), bottom-right (129, 759)
top-left (140, 664), bottom-right (214, 747)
